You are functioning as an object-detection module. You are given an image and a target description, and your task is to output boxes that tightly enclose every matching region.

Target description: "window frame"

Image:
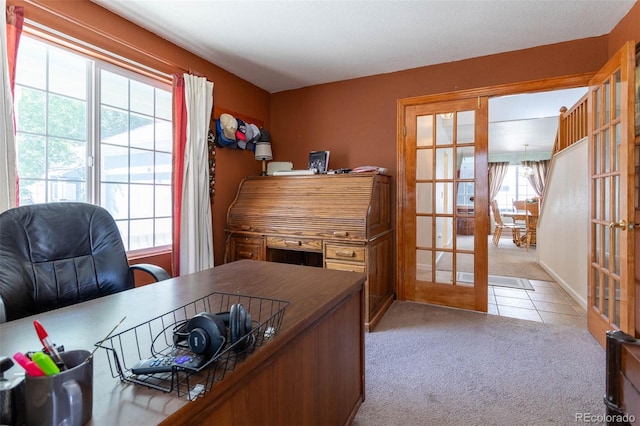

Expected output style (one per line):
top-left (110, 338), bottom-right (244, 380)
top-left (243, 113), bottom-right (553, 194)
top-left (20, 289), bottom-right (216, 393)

top-left (494, 164), bottom-right (538, 212)
top-left (14, 30), bottom-right (174, 253)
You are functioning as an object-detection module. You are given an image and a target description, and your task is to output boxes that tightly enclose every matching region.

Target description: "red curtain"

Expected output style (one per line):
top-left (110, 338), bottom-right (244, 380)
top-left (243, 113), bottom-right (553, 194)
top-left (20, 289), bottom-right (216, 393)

top-left (5, 5), bottom-right (22, 95)
top-left (171, 74), bottom-right (186, 276)
top-left (5, 5), bottom-right (23, 206)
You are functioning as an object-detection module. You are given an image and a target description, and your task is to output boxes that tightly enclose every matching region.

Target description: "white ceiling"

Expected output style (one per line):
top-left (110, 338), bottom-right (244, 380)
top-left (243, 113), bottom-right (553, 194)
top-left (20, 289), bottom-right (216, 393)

top-left (90, 0), bottom-right (634, 94)
top-left (88, 0), bottom-right (633, 156)
top-left (488, 87), bottom-right (588, 158)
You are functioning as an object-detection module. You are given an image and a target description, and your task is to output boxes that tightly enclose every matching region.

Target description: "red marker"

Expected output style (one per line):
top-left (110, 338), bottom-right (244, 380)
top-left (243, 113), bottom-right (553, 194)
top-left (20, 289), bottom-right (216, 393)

top-left (13, 352), bottom-right (45, 376)
top-left (33, 320), bottom-right (66, 370)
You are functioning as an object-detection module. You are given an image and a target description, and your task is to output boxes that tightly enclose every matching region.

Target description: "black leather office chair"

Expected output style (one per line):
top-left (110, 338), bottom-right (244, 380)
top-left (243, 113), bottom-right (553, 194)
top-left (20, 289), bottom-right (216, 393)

top-left (0, 202), bottom-right (170, 322)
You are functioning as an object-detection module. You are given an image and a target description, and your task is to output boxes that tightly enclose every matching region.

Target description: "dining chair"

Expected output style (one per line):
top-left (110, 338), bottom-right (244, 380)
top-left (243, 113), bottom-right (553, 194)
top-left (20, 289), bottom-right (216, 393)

top-left (512, 199), bottom-right (527, 212)
top-left (0, 202), bottom-right (171, 322)
top-left (490, 200), bottom-right (524, 247)
top-left (526, 201), bottom-right (539, 217)
top-left (524, 203), bottom-right (539, 251)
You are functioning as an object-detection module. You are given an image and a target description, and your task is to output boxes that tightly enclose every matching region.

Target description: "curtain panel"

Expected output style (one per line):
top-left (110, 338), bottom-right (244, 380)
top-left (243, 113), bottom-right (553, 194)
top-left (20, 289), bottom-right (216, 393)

top-left (488, 161), bottom-right (510, 201)
top-left (173, 74), bottom-right (214, 276)
top-left (0, 3), bottom-right (23, 213)
top-left (171, 74), bottom-right (187, 275)
top-left (523, 160), bottom-right (549, 197)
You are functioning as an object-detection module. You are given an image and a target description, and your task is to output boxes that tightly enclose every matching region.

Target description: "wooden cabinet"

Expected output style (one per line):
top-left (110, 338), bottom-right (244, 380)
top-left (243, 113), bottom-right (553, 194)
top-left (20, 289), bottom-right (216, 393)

top-left (225, 173), bottom-right (394, 331)
top-left (456, 205), bottom-right (475, 235)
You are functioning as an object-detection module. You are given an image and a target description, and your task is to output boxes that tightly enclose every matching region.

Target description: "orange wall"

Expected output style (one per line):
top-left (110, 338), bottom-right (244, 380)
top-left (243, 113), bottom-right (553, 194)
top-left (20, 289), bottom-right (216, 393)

top-left (608, 1), bottom-right (640, 56)
top-left (269, 36), bottom-right (609, 182)
top-left (10, 0), bottom-right (270, 267)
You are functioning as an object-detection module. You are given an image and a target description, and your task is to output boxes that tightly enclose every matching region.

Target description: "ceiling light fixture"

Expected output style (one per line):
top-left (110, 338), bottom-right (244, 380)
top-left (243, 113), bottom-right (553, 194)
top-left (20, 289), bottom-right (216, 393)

top-left (440, 112), bottom-right (453, 120)
top-left (520, 144), bottom-right (534, 178)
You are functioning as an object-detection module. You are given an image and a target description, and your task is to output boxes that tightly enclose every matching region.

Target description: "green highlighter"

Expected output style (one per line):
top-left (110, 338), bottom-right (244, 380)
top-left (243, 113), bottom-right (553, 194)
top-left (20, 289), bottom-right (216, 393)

top-left (31, 352), bottom-right (60, 376)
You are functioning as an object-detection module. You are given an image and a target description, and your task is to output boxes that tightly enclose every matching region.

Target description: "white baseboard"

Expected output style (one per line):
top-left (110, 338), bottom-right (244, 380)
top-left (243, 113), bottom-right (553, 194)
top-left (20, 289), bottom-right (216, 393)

top-left (538, 259), bottom-right (587, 311)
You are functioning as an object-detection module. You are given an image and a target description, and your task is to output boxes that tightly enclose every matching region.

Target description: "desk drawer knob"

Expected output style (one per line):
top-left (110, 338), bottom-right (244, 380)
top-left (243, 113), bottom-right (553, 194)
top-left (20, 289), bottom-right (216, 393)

top-left (333, 231), bottom-right (349, 237)
top-left (238, 251), bottom-right (253, 258)
top-left (284, 240), bottom-right (302, 246)
top-left (336, 250), bottom-right (355, 258)
top-left (240, 225), bottom-right (252, 231)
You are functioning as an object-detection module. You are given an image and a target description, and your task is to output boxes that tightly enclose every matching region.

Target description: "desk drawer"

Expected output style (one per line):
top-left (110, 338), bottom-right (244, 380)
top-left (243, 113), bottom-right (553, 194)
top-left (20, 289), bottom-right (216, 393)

top-left (325, 244), bottom-right (366, 263)
top-left (229, 236), bottom-right (264, 261)
top-left (267, 236), bottom-right (322, 252)
top-left (325, 261), bottom-right (366, 273)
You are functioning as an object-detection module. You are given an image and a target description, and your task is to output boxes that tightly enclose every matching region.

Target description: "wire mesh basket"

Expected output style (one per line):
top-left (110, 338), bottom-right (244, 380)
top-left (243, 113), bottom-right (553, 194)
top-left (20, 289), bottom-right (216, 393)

top-left (96, 292), bottom-right (289, 400)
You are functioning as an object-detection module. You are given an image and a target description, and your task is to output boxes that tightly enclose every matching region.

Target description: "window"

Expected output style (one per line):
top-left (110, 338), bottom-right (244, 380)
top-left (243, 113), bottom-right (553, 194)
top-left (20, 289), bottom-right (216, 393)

top-left (456, 156), bottom-right (475, 206)
top-left (14, 35), bottom-right (172, 251)
top-left (494, 165), bottom-right (537, 211)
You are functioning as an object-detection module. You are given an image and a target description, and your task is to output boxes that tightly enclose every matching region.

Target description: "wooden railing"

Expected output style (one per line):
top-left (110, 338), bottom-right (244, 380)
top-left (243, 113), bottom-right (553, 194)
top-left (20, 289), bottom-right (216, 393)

top-left (553, 92), bottom-right (588, 156)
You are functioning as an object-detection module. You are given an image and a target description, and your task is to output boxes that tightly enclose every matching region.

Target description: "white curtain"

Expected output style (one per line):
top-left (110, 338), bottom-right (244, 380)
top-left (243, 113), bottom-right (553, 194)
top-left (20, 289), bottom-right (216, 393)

top-left (523, 159), bottom-right (549, 197)
top-left (0, 0), bottom-right (17, 213)
top-left (488, 161), bottom-right (510, 201)
top-left (179, 74), bottom-right (214, 274)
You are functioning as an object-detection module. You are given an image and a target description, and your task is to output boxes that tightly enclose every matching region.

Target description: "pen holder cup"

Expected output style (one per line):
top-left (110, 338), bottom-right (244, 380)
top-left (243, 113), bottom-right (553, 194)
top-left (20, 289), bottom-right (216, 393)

top-left (24, 349), bottom-right (93, 426)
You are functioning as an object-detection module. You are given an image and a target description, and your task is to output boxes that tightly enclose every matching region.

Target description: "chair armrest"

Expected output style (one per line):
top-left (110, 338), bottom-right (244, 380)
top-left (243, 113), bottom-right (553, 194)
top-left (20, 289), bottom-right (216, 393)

top-left (129, 263), bottom-right (171, 283)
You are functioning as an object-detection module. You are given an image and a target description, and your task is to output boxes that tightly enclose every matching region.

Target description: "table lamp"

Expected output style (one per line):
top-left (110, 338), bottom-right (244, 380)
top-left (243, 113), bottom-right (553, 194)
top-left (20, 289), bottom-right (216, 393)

top-left (255, 142), bottom-right (273, 176)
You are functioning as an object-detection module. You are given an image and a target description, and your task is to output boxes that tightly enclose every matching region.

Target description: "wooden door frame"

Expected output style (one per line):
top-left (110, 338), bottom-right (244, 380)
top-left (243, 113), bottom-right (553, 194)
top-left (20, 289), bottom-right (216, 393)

top-left (586, 41), bottom-right (637, 347)
top-left (396, 73), bottom-right (593, 301)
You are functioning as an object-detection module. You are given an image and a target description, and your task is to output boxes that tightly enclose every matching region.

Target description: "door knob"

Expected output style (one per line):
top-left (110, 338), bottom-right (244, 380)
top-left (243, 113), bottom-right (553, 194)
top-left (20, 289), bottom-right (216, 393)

top-left (608, 220), bottom-right (627, 230)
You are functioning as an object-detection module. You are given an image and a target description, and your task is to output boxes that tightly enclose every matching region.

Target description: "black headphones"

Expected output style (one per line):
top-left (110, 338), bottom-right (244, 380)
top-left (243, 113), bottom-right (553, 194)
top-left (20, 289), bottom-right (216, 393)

top-left (173, 303), bottom-right (253, 357)
top-left (229, 303), bottom-right (253, 350)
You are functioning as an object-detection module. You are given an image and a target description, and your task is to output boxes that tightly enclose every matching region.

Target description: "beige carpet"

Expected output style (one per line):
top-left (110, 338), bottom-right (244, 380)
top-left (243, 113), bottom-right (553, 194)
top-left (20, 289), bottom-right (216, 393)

top-left (352, 301), bottom-right (604, 425)
top-left (435, 235), bottom-right (553, 282)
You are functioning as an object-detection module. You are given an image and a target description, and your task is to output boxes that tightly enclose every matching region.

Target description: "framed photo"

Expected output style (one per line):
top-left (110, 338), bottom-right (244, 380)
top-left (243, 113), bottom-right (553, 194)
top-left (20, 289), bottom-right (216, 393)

top-left (635, 42), bottom-right (640, 137)
top-left (308, 150), bottom-right (330, 174)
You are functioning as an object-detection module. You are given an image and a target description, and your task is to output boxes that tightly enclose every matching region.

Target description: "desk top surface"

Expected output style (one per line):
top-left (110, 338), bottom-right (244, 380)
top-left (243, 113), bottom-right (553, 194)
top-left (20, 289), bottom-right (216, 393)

top-left (0, 260), bottom-right (366, 425)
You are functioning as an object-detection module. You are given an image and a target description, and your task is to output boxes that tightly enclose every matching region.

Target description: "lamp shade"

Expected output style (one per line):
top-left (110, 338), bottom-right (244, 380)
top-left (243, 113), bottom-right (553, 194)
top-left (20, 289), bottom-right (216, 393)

top-left (255, 142), bottom-right (273, 161)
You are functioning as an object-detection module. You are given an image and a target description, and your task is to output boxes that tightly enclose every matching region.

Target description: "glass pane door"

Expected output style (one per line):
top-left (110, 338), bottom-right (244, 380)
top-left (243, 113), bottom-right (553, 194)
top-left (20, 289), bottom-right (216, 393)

top-left (587, 41), bottom-right (636, 347)
top-left (404, 98), bottom-right (488, 311)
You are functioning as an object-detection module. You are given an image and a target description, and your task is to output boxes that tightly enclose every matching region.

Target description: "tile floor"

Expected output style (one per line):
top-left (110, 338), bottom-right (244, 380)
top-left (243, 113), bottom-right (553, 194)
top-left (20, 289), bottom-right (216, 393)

top-left (487, 280), bottom-right (587, 328)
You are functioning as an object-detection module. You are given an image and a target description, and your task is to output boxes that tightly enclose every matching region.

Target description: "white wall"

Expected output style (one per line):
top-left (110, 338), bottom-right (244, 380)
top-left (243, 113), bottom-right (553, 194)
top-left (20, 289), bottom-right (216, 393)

top-left (537, 138), bottom-right (588, 309)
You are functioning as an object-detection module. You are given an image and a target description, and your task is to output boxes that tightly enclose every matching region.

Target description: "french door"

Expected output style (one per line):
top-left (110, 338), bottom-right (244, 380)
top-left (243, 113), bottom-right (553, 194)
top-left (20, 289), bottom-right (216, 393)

top-left (399, 97), bottom-right (489, 311)
top-left (587, 41), bottom-right (637, 347)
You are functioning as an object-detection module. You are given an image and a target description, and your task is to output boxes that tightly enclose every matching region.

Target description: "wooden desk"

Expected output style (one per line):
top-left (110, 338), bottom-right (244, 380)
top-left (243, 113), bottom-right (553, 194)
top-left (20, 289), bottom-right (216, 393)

top-left (0, 260), bottom-right (366, 425)
top-left (225, 173), bottom-right (394, 332)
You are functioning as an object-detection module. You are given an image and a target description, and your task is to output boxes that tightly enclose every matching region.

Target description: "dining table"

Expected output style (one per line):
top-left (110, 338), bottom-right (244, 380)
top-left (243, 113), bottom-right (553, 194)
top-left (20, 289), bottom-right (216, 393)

top-left (502, 210), bottom-right (528, 223)
top-left (501, 211), bottom-right (536, 247)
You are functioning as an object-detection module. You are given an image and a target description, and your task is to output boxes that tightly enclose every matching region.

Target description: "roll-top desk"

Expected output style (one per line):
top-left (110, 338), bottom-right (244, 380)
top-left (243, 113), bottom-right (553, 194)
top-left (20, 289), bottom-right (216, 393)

top-left (225, 172), bottom-right (394, 331)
